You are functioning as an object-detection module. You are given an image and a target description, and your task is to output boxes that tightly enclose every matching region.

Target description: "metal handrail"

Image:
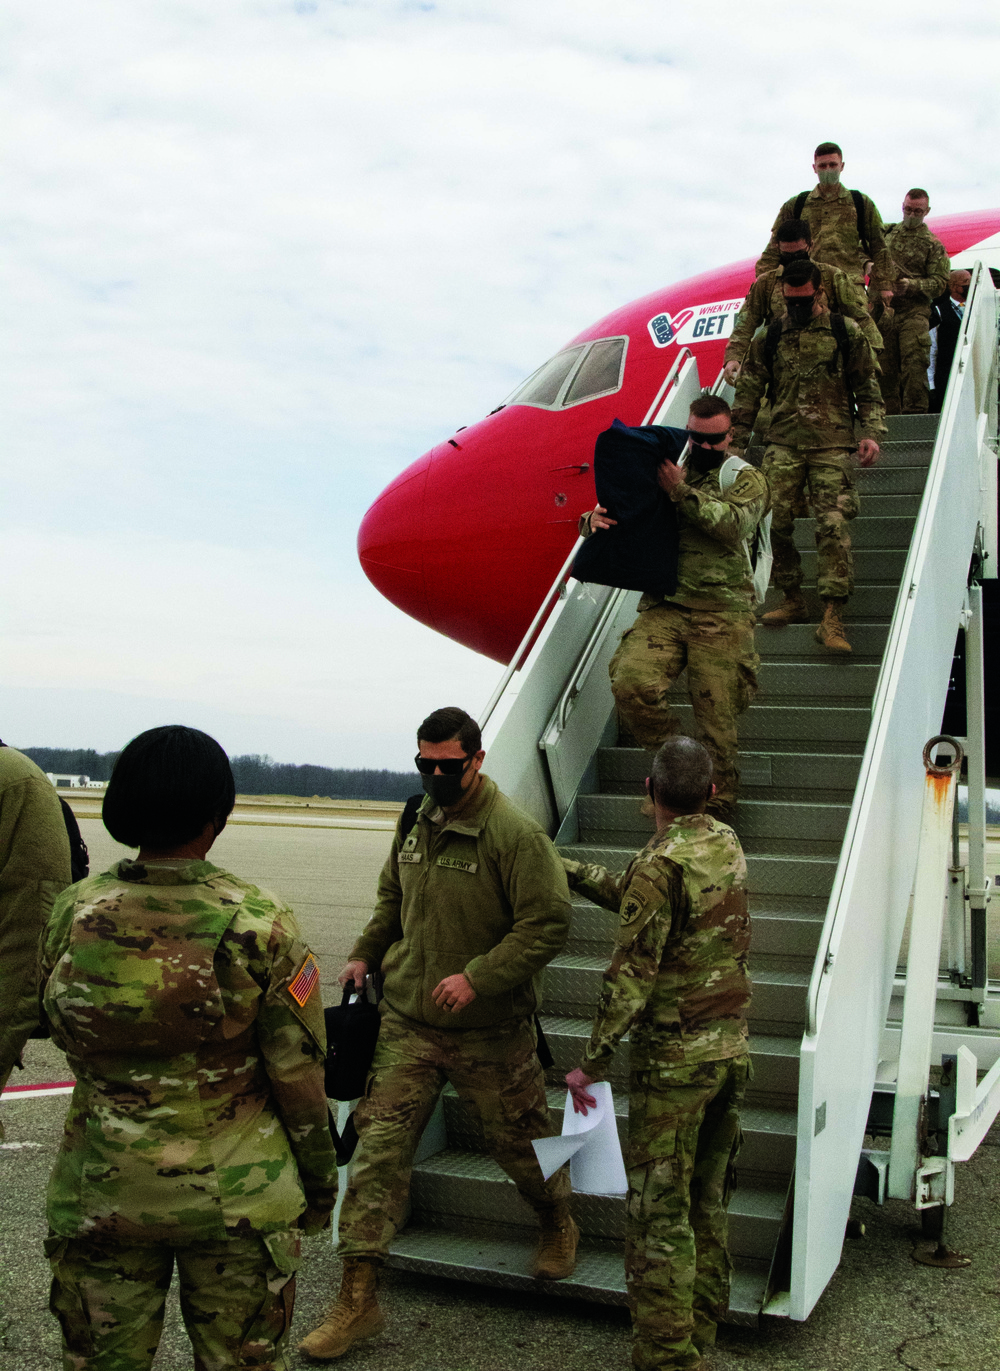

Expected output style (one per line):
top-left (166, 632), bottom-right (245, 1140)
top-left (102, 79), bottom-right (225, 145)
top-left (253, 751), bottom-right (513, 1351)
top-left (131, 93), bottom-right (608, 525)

top-left (553, 586), bottom-right (629, 733)
top-left (640, 347), bottom-right (694, 425)
top-left (479, 538), bottom-right (583, 732)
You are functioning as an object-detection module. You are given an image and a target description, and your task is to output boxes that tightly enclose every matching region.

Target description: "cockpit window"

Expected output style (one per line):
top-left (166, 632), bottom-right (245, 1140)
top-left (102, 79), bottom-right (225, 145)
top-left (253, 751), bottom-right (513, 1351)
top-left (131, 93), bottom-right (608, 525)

top-left (507, 346), bottom-right (586, 406)
top-left (502, 336), bottom-right (628, 411)
top-left (562, 337), bottom-right (626, 405)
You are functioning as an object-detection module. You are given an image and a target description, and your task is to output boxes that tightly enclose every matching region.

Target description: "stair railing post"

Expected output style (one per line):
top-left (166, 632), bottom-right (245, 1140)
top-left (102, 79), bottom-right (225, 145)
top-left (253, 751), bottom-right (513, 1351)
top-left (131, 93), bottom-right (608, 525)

top-left (964, 579), bottom-right (990, 1010)
top-left (887, 736), bottom-right (964, 1200)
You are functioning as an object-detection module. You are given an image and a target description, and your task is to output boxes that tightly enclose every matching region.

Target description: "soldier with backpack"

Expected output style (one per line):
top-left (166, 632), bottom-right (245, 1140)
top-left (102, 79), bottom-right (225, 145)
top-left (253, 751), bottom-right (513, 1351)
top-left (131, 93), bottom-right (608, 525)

top-left (731, 259), bottom-right (886, 654)
top-left (755, 142), bottom-right (894, 301)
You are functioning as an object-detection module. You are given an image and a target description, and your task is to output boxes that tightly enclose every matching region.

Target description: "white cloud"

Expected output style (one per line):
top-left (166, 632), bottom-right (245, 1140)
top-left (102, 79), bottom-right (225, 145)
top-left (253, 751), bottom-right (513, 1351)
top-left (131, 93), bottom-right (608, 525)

top-left (3, 0), bottom-right (998, 760)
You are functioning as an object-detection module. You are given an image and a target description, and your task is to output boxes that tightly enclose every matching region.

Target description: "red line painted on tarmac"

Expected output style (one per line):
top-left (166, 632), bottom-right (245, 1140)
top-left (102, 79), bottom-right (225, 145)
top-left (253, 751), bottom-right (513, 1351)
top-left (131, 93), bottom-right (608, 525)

top-left (1, 1080), bottom-right (75, 1099)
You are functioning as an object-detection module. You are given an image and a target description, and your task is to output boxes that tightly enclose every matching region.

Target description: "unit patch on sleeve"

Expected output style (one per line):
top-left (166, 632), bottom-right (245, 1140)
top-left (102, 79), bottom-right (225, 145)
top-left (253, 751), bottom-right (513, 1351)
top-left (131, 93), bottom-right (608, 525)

top-left (287, 953), bottom-right (320, 1006)
top-left (436, 856), bottom-right (478, 873)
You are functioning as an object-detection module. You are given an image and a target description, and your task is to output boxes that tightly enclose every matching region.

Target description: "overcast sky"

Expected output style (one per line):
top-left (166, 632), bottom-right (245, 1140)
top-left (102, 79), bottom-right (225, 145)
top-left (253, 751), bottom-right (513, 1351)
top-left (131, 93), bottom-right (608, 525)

top-left (3, 0), bottom-right (998, 769)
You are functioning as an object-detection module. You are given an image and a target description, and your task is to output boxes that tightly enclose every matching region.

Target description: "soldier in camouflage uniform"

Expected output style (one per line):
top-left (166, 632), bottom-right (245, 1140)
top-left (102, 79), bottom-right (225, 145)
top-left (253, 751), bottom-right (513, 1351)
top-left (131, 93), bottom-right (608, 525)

top-left (0, 742), bottom-right (71, 1137)
top-left (869, 190), bottom-right (950, 414)
top-left (732, 257), bottom-right (886, 653)
top-left (588, 397), bottom-right (769, 824)
top-left (724, 218), bottom-right (880, 386)
top-left (300, 707), bottom-right (574, 1362)
top-left (42, 726), bottom-right (338, 1371)
top-left (565, 735), bottom-right (752, 1371)
top-left (756, 142), bottom-right (894, 299)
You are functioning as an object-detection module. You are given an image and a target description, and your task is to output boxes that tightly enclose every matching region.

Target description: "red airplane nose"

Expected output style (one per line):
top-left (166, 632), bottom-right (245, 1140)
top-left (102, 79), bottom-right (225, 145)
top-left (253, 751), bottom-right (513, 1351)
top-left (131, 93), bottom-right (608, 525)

top-left (357, 452), bottom-right (434, 633)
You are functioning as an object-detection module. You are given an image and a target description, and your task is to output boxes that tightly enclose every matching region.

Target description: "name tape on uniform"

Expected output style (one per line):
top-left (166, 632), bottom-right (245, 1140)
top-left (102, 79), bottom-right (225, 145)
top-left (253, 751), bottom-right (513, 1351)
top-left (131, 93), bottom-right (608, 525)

top-left (398, 851), bottom-right (423, 864)
top-left (436, 856), bottom-right (478, 873)
top-left (287, 953), bottom-right (320, 1006)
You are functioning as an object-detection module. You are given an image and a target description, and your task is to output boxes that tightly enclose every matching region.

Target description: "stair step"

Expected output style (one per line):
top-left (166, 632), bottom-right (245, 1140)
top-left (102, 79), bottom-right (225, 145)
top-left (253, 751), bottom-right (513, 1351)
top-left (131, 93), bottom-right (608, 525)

top-left (754, 622), bottom-right (889, 658)
top-left (856, 492), bottom-right (922, 516)
top-left (599, 747), bottom-right (863, 793)
top-left (866, 437), bottom-right (933, 465)
top-left (884, 412), bottom-right (939, 439)
top-left (561, 845), bottom-right (839, 898)
top-left (664, 659), bottom-right (880, 702)
top-left (735, 798), bottom-right (851, 842)
top-left (541, 954), bottom-right (808, 1028)
top-left (408, 1149), bottom-right (787, 1258)
top-left (795, 547), bottom-right (906, 582)
top-left (439, 1086), bottom-right (796, 1181)
top-left (792, 515), bottom-right (914, 550)
top-left (853, 463), bottom-right (931, 495)
top-left (540, 1015), bottom-right (802, 1105)
top-left (752, 909), bottom-right (825, 959)
top-left (665, 701), bottom-right (873, 744)
top-left (387, 1227), bottom-right (771, 1324)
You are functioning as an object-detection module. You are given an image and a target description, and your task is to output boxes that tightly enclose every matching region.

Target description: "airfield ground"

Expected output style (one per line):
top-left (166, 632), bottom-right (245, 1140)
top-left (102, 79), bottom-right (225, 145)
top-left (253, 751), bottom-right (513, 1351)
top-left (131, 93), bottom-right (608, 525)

top-left (1, 799), bottom-right (997, 1370)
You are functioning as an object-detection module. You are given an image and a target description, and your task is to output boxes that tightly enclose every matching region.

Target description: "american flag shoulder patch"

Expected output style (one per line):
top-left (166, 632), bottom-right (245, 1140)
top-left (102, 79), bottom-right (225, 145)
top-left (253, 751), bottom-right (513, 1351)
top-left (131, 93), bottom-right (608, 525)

top-left (287, 953), bottom-right (320, 1006)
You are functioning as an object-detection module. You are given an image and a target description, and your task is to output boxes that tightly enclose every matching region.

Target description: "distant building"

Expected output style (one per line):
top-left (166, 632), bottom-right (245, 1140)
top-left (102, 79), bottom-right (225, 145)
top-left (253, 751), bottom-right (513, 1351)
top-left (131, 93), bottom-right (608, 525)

top-left (45, 773), bottom-right (102, 789)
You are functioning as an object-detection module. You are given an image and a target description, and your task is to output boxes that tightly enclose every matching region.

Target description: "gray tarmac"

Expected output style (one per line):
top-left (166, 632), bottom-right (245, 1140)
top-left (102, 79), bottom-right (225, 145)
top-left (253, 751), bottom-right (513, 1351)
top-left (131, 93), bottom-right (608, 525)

top-left (2, 815), bottom-right (998, 1371)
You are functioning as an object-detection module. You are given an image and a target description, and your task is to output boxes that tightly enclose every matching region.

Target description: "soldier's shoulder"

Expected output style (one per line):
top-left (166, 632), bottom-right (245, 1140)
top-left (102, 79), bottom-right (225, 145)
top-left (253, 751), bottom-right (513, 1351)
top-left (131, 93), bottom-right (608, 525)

top-left (0, 746), bottom-right (54, 789)
top-left (212, 872), bottom-right (298, 934)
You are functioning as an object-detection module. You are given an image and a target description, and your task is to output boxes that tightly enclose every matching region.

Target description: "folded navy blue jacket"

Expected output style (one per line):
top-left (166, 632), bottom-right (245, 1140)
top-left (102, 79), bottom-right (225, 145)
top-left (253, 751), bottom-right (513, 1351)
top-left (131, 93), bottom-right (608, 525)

top-left (571, 419), bottom-right (686, 595)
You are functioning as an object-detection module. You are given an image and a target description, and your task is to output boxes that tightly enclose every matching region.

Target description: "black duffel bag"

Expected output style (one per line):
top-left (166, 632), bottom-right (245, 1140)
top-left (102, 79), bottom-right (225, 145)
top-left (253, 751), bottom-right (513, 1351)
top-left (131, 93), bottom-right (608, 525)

top-left (324, 978), bottom-right (382, 1102)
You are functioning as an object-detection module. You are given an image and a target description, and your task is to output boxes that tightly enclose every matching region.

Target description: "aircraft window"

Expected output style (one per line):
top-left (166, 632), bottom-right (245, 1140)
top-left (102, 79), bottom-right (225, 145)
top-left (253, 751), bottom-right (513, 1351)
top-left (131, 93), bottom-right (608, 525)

top-left (562, 337), bottom-right (626, 405)
top-left (508, 346), bottom-right (586, 406)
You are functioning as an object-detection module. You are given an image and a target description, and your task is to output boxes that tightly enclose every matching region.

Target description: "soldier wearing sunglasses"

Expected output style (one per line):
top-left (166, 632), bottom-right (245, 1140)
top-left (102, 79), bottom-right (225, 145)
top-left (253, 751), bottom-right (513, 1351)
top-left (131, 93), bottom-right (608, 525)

top-left (300, 707), bottom-right (576, 1362)
top-left (585, 396), bottom-right (769, 824)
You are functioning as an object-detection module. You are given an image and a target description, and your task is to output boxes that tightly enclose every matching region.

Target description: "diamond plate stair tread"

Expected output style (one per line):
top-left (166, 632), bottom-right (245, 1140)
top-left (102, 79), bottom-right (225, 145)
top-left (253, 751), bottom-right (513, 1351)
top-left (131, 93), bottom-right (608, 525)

top-left (754, 623), bottom-right (889, 657)
top-left (387, 1228), bottom-right (771, 1320)
top-left (665, 702), bottom-right (874, 744)
top-left (409, 1149), bottom-right (786, 1253)
top-left (599, 747), bottom-right (863, 791)
top-left (792, 515), bottom-right (914, 550)
top-left (561, 846), bottom-right (838, 898)
top-left (666, 659), bottom-right (881, 700)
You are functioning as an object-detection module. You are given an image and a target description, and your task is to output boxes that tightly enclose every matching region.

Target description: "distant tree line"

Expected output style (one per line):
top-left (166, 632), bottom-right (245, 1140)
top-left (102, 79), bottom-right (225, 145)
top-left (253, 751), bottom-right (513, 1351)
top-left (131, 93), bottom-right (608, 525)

top-left (21, 747), bottom-right (420, 801)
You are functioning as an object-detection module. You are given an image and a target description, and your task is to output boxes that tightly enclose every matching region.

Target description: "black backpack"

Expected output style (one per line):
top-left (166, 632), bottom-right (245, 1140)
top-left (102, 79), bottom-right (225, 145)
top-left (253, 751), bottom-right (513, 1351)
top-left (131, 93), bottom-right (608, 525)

top-left (793, 188), bottom-right (871, 258)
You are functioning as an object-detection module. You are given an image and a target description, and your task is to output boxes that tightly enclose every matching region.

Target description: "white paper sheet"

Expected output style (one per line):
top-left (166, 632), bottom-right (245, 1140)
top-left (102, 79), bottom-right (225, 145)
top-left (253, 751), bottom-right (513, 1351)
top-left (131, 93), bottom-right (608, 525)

top-left (532, 1082), bottom-right (627, 1195)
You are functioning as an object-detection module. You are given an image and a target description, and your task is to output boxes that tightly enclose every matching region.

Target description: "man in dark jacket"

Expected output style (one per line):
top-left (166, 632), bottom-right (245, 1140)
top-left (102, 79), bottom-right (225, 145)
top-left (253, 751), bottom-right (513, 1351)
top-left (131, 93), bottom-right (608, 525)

top-left (929, 270), bottom-right (971, 411)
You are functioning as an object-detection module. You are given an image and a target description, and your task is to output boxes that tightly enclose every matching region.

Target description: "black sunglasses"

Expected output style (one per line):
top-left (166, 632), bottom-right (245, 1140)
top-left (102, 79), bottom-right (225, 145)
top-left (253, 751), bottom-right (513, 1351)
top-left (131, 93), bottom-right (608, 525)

top-left (686, 428), bottom-right (729, 447)
top-left (414, 753), bottom-right (472, 776)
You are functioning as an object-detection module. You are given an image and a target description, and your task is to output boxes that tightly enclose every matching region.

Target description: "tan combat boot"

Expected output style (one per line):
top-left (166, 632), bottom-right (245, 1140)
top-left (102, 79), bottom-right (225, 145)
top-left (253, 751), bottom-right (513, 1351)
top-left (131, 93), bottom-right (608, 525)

top-left (299, 1257), bottom-right (384, 1361)
top-left (760, 591), bottom-right (809, 626)
top-left (816, 599), bottom-right (851, 653)
top-left (532, 1203), bottom-right (580, 1280)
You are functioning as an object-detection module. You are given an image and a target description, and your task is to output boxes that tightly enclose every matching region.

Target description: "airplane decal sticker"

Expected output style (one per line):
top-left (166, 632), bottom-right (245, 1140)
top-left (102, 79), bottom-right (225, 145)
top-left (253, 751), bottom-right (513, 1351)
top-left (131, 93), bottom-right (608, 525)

top-left (648, 298), bottom-right (745, 348)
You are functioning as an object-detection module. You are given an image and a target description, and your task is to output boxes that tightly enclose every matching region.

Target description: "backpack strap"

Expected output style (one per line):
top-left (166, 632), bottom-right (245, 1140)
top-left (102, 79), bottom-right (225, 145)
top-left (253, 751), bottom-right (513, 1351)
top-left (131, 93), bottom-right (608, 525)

top-left (850, 189), bottom-right (871, 258)
top-left (828, 313), bottom-right (858, 423)
top-left (793, 191), bottom-right (808, 220)
top-left (400, 793), bottom-right (423, 841)
top-left (762, 318), bottom-right (784, 404)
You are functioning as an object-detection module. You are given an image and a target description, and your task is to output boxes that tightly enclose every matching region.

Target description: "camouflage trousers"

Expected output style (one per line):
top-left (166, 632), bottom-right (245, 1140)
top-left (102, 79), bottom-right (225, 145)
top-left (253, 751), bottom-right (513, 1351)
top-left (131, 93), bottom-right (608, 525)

top-left (626, 1055), bottom-right (751, 1371)
top-left (46, 1229), bottom-right (300, 1370)
top-left (878, 304), bottom-right (932, 413)
top-left (762, 446), bottom-right (860, 601)
top-left (338, 1005), bottom-right (569, 1260)
top-left (609, 604), bottom-right (758, 809)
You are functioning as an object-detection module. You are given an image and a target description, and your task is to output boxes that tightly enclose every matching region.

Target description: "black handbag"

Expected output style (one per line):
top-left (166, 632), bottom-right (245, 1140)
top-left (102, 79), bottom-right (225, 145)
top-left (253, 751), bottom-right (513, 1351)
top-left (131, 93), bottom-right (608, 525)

top-left (324, 978), bottom-right (382, 1102)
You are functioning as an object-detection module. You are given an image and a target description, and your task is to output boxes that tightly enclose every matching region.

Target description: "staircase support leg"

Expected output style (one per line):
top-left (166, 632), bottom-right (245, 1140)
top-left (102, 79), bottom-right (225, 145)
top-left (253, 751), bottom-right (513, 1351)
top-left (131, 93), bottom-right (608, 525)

top-left (887, 738), bottom-right (963, 1201)
top-left (965, 581), bottom-right (989, 1009)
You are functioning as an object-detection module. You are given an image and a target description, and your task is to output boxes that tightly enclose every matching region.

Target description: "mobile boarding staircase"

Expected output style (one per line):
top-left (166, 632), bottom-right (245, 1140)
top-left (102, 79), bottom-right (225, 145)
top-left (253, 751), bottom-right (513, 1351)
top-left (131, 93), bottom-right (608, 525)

top-left (384, 262), bottom-right (1000, 1323)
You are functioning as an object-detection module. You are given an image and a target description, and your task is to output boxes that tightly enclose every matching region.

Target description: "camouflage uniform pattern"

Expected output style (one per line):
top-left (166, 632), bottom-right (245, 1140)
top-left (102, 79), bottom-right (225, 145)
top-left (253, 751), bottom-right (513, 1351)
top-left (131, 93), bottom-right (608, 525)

top-left (605, 460), bottom-right (768, 808)
top-left (732, 312), bottom-right (885, 603)
top-left (725, 260), bottom-right (881, 368)
top-left (47, 1230), bottom-right (299, 1371)
top-left (342, 776), bottom-right (571, 1261)
top-left (756, 185), bottom-right (893, 288)
top-left (0, 746), bottom-right (71, 1132)
top-left (609, 607), bottom-right (758, 810)
top-left (338, 1006), bottom-right (569, 1260)
top-left (564, 814), bottom-right (752, 1368)
top-left (871, 223), bottom-right (950, 413)
top-left (41, 858), bottom-right (338, 1369)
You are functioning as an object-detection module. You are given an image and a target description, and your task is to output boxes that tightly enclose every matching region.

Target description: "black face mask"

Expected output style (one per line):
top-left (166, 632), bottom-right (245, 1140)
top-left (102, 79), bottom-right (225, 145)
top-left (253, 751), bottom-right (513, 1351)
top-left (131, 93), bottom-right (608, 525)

top-left (785, 298), bottom-right (815, 328)
top-left (421, 771), bottom-right (467, 808)
top-left (686, 444), bottom-right (724, 477)
top-left (779, 248), bottom-right (811, 266)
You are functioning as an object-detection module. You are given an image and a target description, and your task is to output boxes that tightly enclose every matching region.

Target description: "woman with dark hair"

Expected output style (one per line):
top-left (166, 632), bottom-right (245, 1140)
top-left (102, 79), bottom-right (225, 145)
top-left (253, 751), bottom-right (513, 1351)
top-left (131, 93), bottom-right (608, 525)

top-left (41, 725), bottom-right (338, 1370)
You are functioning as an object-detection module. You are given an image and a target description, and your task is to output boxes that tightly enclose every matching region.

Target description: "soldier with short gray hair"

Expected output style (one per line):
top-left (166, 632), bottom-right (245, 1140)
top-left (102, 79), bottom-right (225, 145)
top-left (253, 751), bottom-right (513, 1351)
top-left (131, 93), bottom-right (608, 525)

top-left (565, 735), bottom-right (752, 1371)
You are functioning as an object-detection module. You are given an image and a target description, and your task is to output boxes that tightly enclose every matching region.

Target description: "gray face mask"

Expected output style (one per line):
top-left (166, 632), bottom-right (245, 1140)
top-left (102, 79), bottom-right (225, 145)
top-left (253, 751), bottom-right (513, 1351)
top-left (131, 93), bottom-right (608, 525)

top-left (900, 214), bottom-right (922, 230)
top-left (817, 168), bottom-right (841, 187)
top-left (422, 772), bottom-right (467, 808)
